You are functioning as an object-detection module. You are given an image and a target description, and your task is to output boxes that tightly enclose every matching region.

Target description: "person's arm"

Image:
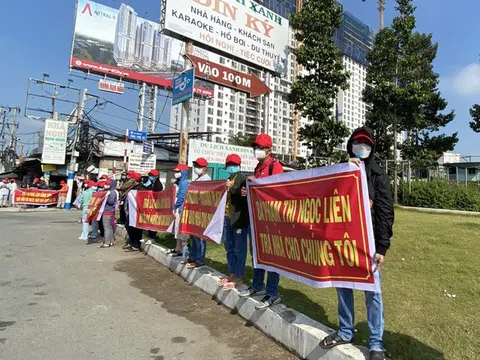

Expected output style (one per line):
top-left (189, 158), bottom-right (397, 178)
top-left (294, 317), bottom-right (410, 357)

top-left (272, 161), bottom-right (284, 175)
top-left (153, 179), bottom-right (163, 191)
top-left (173, 181), bottom-right (188, 211)
top-left (230, 174), bottom-right (246, 195)
top-left (106, 190), bottom-right (116, 206)
top-left (373, 171), bottom-right (394, 256)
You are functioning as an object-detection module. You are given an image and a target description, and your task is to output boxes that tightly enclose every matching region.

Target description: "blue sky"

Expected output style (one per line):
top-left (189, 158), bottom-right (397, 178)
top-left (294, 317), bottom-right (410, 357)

top-left (0, 0), bottom-right (479, 156)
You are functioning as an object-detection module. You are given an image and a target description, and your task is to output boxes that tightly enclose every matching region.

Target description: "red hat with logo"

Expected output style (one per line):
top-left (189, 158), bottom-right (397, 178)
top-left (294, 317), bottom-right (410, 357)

top-left (352, 130), bottom-right (374, 146)
top-left (251, 133), bottom-right (273, 148)
top-left (148, 169), bottom-right (159, 177)
top-left (60, 180), bottom-right (66, 185)
top-left (132, 172), bottom-right (142, 181)
top-left (225, 154), bottom-right (241, 166)
top-left (173, 164), bottom-right (189, 172)
top-left (100, 174), bottom-right (108, 180)
top-left (193, 158), bottom-right (208, 168)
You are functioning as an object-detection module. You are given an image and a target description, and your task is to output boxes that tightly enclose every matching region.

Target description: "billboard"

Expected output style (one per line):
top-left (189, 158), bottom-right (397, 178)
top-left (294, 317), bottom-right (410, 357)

top-left (41, 120), bottom-right (69, 165)
top-left (161, 0), bottom-right (290, 73)
top-left (128, 153), bottom-right (157, 174)
top-left (70, 0), bottom-right (214, 97)
top-left (187, 139), bottom-right (257, 173)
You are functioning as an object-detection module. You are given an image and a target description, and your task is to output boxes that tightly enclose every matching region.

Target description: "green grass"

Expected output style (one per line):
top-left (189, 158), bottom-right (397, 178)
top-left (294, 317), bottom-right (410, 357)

top-left (154, 209), bottom-right (480, 360)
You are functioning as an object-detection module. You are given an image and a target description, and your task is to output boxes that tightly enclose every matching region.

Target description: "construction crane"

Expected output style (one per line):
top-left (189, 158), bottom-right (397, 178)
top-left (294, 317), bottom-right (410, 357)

top-left (362, 0), bottom-right (385, 30)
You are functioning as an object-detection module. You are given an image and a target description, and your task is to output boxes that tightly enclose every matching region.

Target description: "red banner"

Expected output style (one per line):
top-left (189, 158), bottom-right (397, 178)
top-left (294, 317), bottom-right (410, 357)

top-left (85, 192), bottom-right (108, 223)
top-left (128, 189), bottom-right (176, 232)
top-left (179, 181), bottom-right (228, 244)
top-left (14, 189), bottom-right (59, 205)
top-left (248, 163), bottom-right (379, 292)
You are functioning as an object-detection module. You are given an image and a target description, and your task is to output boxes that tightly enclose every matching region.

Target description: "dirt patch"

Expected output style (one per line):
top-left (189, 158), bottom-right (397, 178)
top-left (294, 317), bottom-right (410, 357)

top-left (115, 256), bottom-right (297, 360)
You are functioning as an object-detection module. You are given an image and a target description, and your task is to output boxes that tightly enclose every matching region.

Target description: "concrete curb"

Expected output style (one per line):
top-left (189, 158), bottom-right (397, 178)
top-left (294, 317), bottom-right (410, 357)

top-left (115, 226), bottom-right (368, 360)
top-left (398, 205), bottom-right (480, 216)
top-left (0, 207), bottom-right (65, 213)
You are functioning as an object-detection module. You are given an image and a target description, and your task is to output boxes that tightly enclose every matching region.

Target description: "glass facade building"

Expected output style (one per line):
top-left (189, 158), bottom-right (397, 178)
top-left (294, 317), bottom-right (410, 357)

top-left (257, 0), bottom-right (296, 19)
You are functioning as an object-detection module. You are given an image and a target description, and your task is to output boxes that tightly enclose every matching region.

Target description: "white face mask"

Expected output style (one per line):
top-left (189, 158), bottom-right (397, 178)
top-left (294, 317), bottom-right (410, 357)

top-left (174, 172), bottom-right (182, 179)
top-left (104, 185), bottom-right (110, 190)
top-left (194, 167), bottom-right (204, 176)
top-left (254, 149), bottom-right (266, 161)
top-left (92, 186), bottom-right (98, 191)
top-left (352, 143), bottom-right (372, 159)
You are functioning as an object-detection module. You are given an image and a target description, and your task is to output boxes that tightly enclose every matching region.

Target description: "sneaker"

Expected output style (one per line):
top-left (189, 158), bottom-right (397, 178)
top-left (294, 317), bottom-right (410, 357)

top-left (139, 239), bottom-right (145, 243)
top-left (369, 351), bottom-right (386, 360)
top-left (255, 295), bottom-right (282, 310)
top-left (238, 287), bottom-right (266, 298)
top-left (145, 239), bottom-right (152, 245)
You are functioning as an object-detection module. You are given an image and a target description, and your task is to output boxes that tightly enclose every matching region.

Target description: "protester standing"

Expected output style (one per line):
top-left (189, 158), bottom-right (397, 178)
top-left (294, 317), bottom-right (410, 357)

top-left (98, 179), bottom-right (118, 248)
top-left (125, 172), bottom-right (146, 252)
top-left (119, 171), bottom-right (137, 248)
top-left (239, 133), bottom-right (284, 310)
top-left (217, 154), bottom-right (249, 290)
top-left (169, 164), bottom-right (189, 258)
top-left (319, 127), bottom-right (394, 360)
top-left (79, 181), bottom-right (95, 241)
top-left (117, 172), bottom-right (128, 225)
top-left (29, 178), bottom-right (40, 189)
top-left (184, 158), bottom-right (211, 268)
top-left (142, 169), bottom-right (164, 244)
top-left (7, 178), bottom-right (17, 206)
top-left (57, 180), bottom-right (69, 209)
top-left (0, 179), bottom-right (9, 207)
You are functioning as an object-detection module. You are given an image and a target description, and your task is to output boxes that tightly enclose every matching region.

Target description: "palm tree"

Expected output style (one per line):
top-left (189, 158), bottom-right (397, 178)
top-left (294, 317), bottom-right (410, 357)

top-left (228, 134), bottom-right (256, 147)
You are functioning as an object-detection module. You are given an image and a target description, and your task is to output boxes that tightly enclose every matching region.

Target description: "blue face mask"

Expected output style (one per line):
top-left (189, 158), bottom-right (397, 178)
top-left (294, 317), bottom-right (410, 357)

top-left (226, 165), bottom-right (240, 174)
top-left (148, 176), bottom-right (156, 182)
top-left (144, 180), bottom-right (152, 187)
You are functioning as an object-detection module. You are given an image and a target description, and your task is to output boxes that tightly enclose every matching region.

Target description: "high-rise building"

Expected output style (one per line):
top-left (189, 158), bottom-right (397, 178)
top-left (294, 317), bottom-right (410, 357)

top-left (114, 4), bottom-right (137, 67)
top-left (135, 21), bottom-right (155, 67)
top-left (258, 0), bottom-right (296, 19)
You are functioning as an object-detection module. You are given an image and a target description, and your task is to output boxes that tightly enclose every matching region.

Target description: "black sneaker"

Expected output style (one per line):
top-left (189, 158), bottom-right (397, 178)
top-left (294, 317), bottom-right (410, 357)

top-left (254, 295), bottom-right (282, 310)
top-left (238, 287), bottom-right (266, 298)
top-left (370, 351), bottom-right (386, 360)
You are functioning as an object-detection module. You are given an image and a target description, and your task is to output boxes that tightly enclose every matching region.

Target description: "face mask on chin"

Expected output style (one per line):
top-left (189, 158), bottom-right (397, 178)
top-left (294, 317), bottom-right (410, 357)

top-left (352, 143), bottom-right (372, 159)
top-left (254, 149), bottom-right (267, 161)
top-left (174, 172), bottom-right (182, 179)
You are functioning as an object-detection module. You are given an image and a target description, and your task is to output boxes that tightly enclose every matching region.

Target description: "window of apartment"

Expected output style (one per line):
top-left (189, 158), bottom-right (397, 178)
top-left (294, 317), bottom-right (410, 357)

top-left (208, 108), bottom-right (213, 115)
top-left (217, 119), bottom-right (222, 126)
top-left (208, 99), bottom-right (214, 106)
top-left (238, 123), bottom-right (243, 129)
top-left (229, 121), bottom-right (235, 128)
top-left (207, 117), bottom-right (213, 124)
top-left (207, 126), bottom-right (213, 132)
top-left (215, 136), bottom-right (222, 143)
top-left (220, 57), bottom-right (225, 64)
top-left (217, 110), bottom-right (222, 117)
top-left (239, 98), bottom-right (244, 105)
top-left (217, 101), bottom-right (223, 108)
top-left (238, 115), bottom-right (244, 122)
top-left (218, 92), bottom-right (223, 99)
top-left (229, 113), bottom-right (235, 120)
top-left (239, 106), bottom-right (244, 113)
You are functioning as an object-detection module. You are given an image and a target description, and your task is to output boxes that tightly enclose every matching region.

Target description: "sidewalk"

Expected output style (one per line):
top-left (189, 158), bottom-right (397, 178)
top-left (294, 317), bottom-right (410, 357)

top-left (0, 207), bottom-right (78, 213)
top-left (116, 227), bottom-right (369, 360)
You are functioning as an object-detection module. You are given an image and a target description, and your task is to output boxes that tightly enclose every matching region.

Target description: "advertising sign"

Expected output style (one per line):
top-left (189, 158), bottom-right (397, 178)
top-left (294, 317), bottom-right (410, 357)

top-left (128, 130), bottom-right (147, 142)
top-left (172, 68), bottom-right (195, 105)
top-left (161, 0), bottom-right (290, 73)
top-left (41, 119), bottom-right (69, 165)
top-left (71, 0), bottom-right (214, 95)
top-left (98, 79), bottom-right (125, 94)
top-left (187, 54), bottom-right (271, 97)
top-left (143, 141), bottom-right (154, 154)
top-left (13, 189), bottom-right (59, 206)
top-left (179, 181), bottom-right (228, 244)
top-left (128, 153), bottom-right (157, 174)
top-left (188, 139), bottom-right (257, 173)
top-left (127, 188), bottom-right (176, 232)
top-left (247, 163), bottom-right (380, 292)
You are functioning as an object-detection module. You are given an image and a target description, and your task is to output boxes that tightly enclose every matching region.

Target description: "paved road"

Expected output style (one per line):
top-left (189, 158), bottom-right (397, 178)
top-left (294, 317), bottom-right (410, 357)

top-left (0, 210), bottom-right (297, 360)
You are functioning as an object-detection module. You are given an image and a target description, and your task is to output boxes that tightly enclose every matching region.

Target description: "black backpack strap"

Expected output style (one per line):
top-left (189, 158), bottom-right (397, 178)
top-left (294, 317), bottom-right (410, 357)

top-left (269, 160), bottom-right (276, 176)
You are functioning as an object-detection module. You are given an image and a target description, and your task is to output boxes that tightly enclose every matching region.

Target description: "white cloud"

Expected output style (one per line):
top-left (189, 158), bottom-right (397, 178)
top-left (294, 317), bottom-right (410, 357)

top-left (451, 63), bottom-right (480, 96)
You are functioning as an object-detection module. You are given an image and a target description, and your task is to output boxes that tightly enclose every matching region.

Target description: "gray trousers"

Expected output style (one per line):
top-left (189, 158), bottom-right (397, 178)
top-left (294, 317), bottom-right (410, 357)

top-left (102, 215), bottom-right (114, 245)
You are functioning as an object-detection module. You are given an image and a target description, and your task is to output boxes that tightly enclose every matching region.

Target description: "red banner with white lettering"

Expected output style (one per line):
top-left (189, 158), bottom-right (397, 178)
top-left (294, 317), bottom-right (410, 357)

top-left (179, 181), bottom-right (228, 244)
top-left (127, 188), bottom-right (176, 232)
top-left (247, 163), bottom-right (380, 292)
top-left (14, 189), bottom-right (59, 205)
top-left (85, 191), bottom-right (108, 223)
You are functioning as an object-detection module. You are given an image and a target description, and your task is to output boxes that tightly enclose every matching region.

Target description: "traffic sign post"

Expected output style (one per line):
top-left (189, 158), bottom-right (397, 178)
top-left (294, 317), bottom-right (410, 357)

top-left (128, 130), bottom-right (147, 142)
top-left (172, 68), bottom-right (195, 106)
top-left (143, 141), bottom-right (154, 154)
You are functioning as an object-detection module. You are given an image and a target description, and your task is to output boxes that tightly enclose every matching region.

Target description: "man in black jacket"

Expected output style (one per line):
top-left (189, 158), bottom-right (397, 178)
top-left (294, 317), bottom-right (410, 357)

top-left (320, 126), bottom-right (394, 360)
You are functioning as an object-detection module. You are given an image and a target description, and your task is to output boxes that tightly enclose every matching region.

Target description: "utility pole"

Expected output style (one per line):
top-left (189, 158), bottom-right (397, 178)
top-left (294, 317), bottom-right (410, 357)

top-left (9, 107), bottom-right (19, 151)
top-left (137, 82), bottom-right (146, 132)
top-left (378, 0), bottom-right (385, 30)
top-left (65, 88), bottom-right (87, 210)
top-left (179, 40), bottom-right (193, 164)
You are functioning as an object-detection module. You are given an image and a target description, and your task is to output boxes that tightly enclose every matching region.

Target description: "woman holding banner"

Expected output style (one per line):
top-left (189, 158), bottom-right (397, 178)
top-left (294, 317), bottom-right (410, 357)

top-left (168, 164), bottom-right (190, 258)
top-left (217, 154), bottom-right (250, 291)
top-left (98, 179), bottom-right (118, 248)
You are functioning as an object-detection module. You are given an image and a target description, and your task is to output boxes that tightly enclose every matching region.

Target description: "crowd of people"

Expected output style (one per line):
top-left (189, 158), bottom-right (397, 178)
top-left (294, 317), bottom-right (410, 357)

top-left (0, 178), bottom-right (17, 207)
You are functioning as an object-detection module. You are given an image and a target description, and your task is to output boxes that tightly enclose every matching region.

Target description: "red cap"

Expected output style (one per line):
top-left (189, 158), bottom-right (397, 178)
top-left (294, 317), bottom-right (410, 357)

top-left (105, 179), bottom-right (112, 185)
top-left (225, 154), bottom-right (241, 165)
top-left (60, 180), bottom-right (66, 185)
top-left (2, 178), bottom-right (8, 183)
top-left (84, 179), bottom-right (90, 184)
top-left (33, 178), bottom-right (40, 182)
top-left (352, 131), bottom-right (374, 146)
top-left (148, 169), bottom-right (159, 177)
top-left (10, 179), bottom-right (15, 182)
top-left (132, 172), bottom-right (142, 181)
top-left (127, 170), bottom-right (135, 178)
top-left (173, 164), bottom-right (189, 172)
top-left (193, 157), bottom-right (208, 167)
top-left (88, 182), bottom-right (97, 188)
top-left (251, 133), bottom-right (272, 148)
top-left (97, 181), bottom-right (106, 188)
top-left (100, 174), bottom-right (108, 179)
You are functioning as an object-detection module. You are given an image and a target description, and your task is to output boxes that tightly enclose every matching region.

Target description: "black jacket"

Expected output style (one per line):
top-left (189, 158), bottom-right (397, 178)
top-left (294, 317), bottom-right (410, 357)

top-left (147, 178), bottom-right (163, 192)
top-left (229, 173), bottom-right (249, 229)
top-left (347, 126), bottom-right (394, 256)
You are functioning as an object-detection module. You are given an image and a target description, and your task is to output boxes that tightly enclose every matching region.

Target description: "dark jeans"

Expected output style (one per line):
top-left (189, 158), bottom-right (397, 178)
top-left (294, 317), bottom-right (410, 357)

top-left (249, 228), bottom-right (280, 297)
top-left (190, 237), bottom-right (207, 265)
top-left (119, 203), bottom-right (126, 224)
top-left (128, 226), bottom-right (143, 249)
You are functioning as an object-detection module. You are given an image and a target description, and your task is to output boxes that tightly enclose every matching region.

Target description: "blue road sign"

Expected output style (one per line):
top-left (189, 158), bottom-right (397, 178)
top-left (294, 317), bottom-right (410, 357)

top-left (172, 68), bottom-right (195, 106)
top-left (128, 130), bottom-right (147, 142)
top-left (143, 141), bottom-right (153, 154)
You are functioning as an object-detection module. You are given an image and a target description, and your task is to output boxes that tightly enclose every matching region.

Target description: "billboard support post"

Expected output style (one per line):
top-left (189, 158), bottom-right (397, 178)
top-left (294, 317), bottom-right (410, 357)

top-left (179, 40), bottom-right (193, 164)
top-left (123, 128), bottom-right (129, 170)
top-left (147, 86), bottom-right (158, 133)
top-left (137, 82), bottom-right (146, 132)
top-left (66, 88), bottom-right (87, 210)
